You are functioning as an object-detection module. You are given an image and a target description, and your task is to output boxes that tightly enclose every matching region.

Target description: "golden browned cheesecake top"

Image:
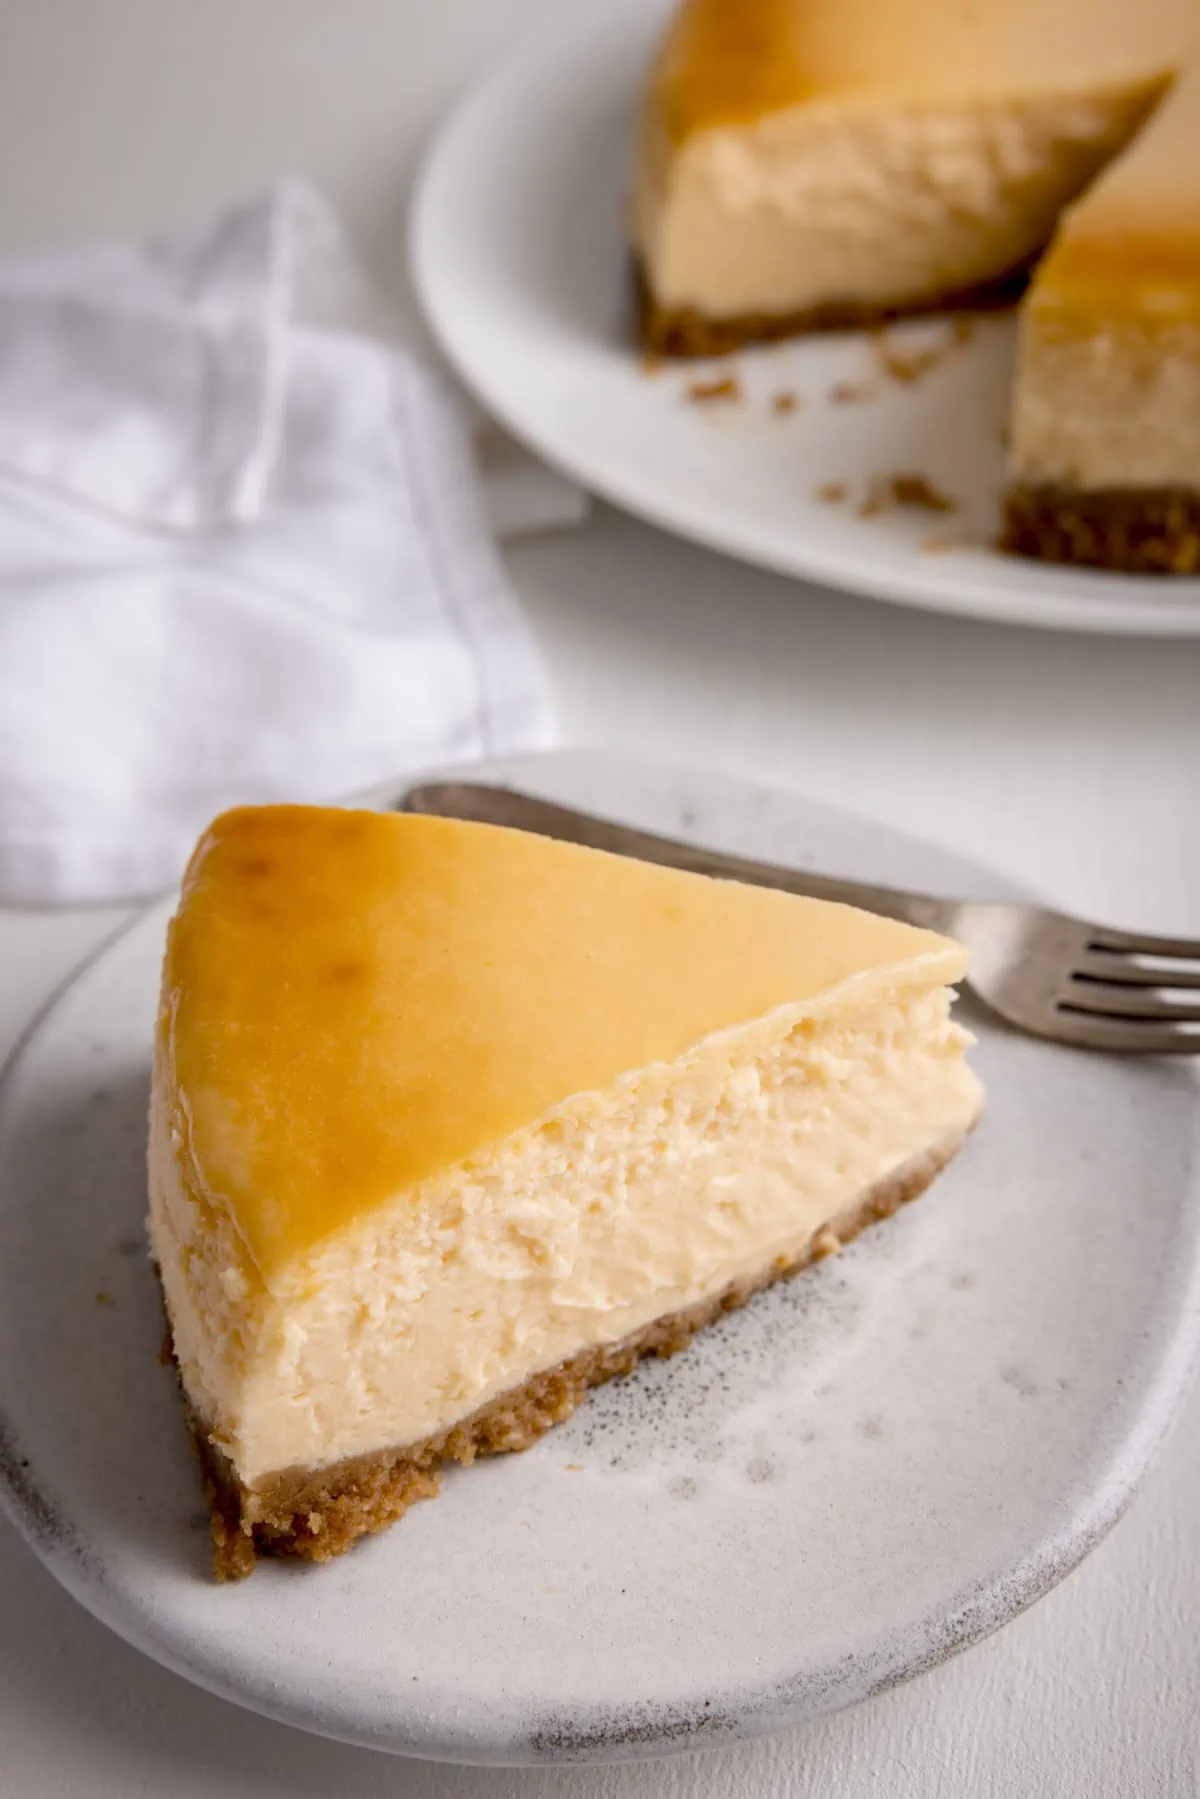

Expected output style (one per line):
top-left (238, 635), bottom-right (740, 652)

top-left (1029, 63), bottom-right (1200, 323)
top-left (160, 806), bottom-right (964, 1278)
top-left (653, 0), bottom-right (1193, 141)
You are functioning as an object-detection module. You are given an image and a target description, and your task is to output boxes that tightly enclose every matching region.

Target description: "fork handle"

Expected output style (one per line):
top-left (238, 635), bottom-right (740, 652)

top-left (398, 782), bottom-right (960, 934)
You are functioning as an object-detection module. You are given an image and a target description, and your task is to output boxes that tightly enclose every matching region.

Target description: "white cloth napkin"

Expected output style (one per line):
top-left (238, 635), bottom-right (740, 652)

top-left (0, 182), bottom-right (568, 904)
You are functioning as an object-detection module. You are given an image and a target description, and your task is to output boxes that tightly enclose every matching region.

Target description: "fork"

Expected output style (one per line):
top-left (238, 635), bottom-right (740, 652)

top-left (398, 780), bottom-right (1200, 1055)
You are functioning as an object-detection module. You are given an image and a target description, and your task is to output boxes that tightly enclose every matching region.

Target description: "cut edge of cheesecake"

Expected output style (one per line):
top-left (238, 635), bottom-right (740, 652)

top-left (175, 1124), bottom-right (974, 1581)
top-left (632, 0), bottom-right (1188, 356)
top-left (631, 80), bottom-right (1162, 359)
top-left (156, 968), bottom-right (982, 1580)
top-left (1002, 64), bottom-right (1200, 572)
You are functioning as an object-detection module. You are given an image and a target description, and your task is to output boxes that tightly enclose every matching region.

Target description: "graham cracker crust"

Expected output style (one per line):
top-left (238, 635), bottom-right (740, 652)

top-left (634, 261), bottom-right (1028, 360)
top-left (175, 1132), bottom-right (970, 1580)
top-left (1002, 482), bottom-right (1200, 574)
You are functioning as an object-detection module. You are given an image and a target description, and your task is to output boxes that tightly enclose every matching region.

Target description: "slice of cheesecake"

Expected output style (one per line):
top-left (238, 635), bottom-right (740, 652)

top-left (1004, 66), bottom-right (1200, 573)
top-left (149, 804), bottom-right (982, 1579)
top-left (634, 0), bottom-right (1193, 356)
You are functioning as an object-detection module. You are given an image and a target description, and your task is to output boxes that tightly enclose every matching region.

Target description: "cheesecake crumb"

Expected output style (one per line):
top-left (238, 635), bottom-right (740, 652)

top-left (830, 381), bottom-right (874, 405)
top-left (871, 317), bottom-right (977, 385)
top-left (94, 1289), bottom-right (113, 1307)
top-left (772, 390), bottom-right (800, 415)
top-left (687, 374), bottom-right (742, 404)
top-left (854, 473), bottom-right (959, 520)
top-left (884, 350), bottom-right (941, 384)
top-left (890, 474), bottom-right (957, 513)
top-left (816, 481), bottom-right (848, 505)
top-left (564, 1463), bottom-right (584, 1472)
top-left (640, 353), bottom-right (664, 377)
top-left (871, 333), bottom-right (944, 386)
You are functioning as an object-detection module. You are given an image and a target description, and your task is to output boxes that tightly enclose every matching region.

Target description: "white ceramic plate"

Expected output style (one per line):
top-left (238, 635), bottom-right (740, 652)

top-left (1, 749), bottom-right (1199, 1766)
top-left (410, 0), bottom-right (1200, 638)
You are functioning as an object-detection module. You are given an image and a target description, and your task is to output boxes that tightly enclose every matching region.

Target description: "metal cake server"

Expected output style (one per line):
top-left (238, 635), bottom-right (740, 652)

top-left (398, 780), bottom-right (1200, 1055)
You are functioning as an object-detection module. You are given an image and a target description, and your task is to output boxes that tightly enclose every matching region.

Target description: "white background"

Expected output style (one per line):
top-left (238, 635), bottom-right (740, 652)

top-left (0, 2), bottom-right (1198, 1793)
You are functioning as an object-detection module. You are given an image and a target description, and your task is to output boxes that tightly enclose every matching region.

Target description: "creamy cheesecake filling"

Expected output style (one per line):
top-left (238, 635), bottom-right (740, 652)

top-left (1007, 62), bottom-right (1200, 497)
top-left (634, 84), bottom-right (1164, 319)
top-left (1010, 311), bottom-right (1200, 490)
top-left (151, 984), bottom-right (979, 1488)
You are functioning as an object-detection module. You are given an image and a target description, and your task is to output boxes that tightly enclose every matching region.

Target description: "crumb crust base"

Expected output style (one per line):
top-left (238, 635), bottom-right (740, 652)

top-left (1002, 482), bottom-right (1200, 574)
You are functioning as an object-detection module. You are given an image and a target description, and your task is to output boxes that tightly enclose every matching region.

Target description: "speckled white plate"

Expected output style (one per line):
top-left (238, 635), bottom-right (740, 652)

top-left (1, 750), bottom-right (1199, 1766)
top-left (410, 0), bottom-right (1200, 637)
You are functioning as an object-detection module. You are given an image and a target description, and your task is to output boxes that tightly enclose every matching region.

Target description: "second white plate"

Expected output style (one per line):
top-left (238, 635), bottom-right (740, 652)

top-left (1, 750), bottom-right (1199, 1764)
top-left (410, 0), bottom-right (1200, 637)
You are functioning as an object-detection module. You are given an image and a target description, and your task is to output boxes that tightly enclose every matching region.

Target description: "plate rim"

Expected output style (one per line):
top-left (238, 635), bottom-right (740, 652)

top-left (408, 0), bottom-right (1200, 640)
top-left (2, 748), bottom-right (1200, 1765)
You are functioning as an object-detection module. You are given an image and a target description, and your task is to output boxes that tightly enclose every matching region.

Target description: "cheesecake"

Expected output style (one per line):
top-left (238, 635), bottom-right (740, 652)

top-left (149, 804), bottom-right (982, 1579)
top-left (1004, 65), bottom-right (1200, 572)
top-left (634, 0), bottom-right (1194, 356)
top-left (633, 0), bottom-right (1200, 574)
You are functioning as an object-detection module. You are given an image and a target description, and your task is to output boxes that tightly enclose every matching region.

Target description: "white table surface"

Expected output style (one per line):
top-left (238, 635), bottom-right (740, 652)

top-left (1, 3), bottom-right (1198, 1794)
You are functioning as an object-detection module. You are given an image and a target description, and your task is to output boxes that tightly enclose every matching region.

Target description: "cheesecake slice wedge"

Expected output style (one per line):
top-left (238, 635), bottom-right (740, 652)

top-left (149, 804), bottom-right (982, 1579)
top-left (1004, 65), bottom-right (1200, 573)
top-left (634, 0), bottom-right (1193, 356)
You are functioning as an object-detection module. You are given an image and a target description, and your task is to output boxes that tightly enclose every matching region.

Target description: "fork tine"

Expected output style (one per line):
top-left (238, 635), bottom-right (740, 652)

top-left (1062, 981), bottom-right (1200, 1022)
top-left (1050, 1009), bottom-right (1200, 1053)
top-left (1075, 952), bottom-right (1200, 990)
top-left (1086, 927), bottom-right (1200, 962)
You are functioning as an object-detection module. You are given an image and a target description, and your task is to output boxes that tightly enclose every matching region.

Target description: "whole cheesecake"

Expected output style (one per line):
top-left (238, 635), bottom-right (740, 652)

top-left (633, 0), bottom-right (1200, 573)
top-left (634, 0), bottom-right (1193, 356)
top-left (149, 804), bottom-right (982, 1578)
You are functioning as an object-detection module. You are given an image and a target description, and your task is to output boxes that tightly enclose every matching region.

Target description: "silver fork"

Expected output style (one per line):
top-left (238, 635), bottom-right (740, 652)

top-left (399, 781), bottom-right (1200, 1055)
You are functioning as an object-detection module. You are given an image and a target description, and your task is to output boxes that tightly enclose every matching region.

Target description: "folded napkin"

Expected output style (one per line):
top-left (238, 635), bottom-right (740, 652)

top-left (0, 181), bottom-right (564, 904)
